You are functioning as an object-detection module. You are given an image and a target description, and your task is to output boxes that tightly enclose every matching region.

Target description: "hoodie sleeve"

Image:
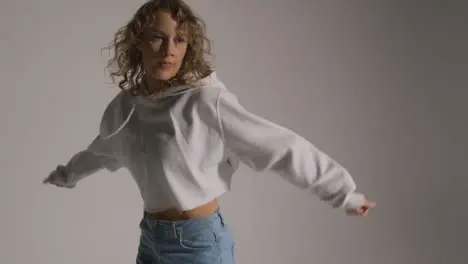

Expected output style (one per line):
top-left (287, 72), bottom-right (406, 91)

top-left (212, 89), bottom-right (366, 210)
top-left (44, 92), bottom-right (128, 188)
top-left (44, 135), bottom-right (122, 188)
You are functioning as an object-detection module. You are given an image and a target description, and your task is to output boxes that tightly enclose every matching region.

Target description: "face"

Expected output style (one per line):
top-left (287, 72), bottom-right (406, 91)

top-left (138, 10), bottom-right (188, 81)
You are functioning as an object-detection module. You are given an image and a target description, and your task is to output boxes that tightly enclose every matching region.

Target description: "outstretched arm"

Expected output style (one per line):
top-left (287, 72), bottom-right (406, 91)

top-left (43, 135), bottom-right (121, 188)
top-left (205, 89), bottom-right (374, 213)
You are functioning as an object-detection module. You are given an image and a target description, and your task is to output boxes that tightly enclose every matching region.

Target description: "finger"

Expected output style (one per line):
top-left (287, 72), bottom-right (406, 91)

top-left (359, 208), bottom-right (368, 216)
top-left (364, 200), bottom-right (376, 208)
top-left (43, 172), bottom-right (56, 184)
top-left (346, 209), bottom-right (361, 216)
top-left (347, 207), bottom-right (372, 216)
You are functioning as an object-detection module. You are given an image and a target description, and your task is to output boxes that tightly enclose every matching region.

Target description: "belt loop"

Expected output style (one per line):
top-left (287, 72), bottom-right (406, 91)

top-left (172, 222), bottom-right (177, 239)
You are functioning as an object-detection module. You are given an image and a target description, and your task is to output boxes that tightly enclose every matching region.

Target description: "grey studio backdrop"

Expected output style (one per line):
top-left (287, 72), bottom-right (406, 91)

top-left (1, 1), bottom-right (467, 264)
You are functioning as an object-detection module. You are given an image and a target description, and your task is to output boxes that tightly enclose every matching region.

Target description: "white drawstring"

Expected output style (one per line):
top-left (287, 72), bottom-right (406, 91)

top-left (102, 104), bottom-right (136, 140)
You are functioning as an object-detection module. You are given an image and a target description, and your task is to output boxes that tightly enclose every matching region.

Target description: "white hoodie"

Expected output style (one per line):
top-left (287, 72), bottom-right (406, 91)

top-left (45, 72), bottom-right (366, 212)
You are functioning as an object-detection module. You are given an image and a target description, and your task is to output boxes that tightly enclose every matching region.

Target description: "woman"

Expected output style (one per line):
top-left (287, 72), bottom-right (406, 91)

top-left (43, 0), bottom-right (376, 263)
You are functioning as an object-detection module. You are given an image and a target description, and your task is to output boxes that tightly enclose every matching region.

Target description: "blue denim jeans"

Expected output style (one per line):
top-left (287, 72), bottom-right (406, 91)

top-left (137, 210), bottom-right (235, 264)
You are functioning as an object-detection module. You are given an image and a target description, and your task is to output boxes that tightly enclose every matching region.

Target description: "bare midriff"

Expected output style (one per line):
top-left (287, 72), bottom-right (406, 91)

top-left (146, 199), bottom-right (219, 221)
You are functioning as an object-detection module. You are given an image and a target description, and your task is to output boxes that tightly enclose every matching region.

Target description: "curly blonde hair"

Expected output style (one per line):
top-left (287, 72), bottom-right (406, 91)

top-left (104, 0), bottom-right (213, 95)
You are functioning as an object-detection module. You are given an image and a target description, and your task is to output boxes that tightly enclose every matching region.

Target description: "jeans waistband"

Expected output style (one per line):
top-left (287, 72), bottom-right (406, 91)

top-left (143, 209), bottom-right (224, 228)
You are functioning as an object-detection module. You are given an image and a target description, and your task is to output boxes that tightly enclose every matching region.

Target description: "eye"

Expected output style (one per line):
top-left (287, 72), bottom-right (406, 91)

top-left (175, 36), bottom-right (186, 43)
top-left (150, 35), bottom-right (163, 41)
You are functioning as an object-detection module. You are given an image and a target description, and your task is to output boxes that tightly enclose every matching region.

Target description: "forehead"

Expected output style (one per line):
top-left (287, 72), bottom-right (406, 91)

top-left (146, 10), bottom-right (188, 35)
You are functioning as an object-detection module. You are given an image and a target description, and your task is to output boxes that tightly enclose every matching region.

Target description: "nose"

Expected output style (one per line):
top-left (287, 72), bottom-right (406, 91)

top-left (161, 39), bottom-right (176, 57)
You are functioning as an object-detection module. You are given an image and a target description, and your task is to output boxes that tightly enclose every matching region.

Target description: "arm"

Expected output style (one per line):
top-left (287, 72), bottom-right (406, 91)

top-left (211, 89), bottom-right (366, 210)
top-left (43, 135), bottom-right (121, 188)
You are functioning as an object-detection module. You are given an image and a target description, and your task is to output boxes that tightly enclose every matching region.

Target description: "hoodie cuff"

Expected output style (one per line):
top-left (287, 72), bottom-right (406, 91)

top-left (342, 192), bottom-right (366, 210)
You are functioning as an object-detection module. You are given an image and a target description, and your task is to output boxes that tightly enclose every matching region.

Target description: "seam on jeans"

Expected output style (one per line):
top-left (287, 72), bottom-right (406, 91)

top-left (178, 229), bottom-right (215, 252)
top-left (232, 242), bottom-right (235, 264)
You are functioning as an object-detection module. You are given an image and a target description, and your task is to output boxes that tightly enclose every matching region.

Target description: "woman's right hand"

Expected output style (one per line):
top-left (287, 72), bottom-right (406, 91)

top-left (42, 165), bottom-right (76, 188)
top-left (346, 200), bottom-right (376, 216)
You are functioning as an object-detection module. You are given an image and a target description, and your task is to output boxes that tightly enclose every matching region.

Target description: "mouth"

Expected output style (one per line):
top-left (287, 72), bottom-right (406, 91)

top-left (158, 61), bottom-right (174, 69)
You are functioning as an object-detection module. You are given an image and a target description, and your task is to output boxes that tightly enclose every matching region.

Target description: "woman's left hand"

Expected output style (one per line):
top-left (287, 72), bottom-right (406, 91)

top-left (346, 200), bottom-right (376, 216)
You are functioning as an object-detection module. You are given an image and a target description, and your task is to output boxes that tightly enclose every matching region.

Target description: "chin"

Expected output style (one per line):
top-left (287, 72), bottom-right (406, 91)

top-left (150, 70), bottom-right (178, 82)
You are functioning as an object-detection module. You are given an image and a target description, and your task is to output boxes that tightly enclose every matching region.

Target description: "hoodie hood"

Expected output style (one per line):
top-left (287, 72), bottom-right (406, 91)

top-left (100, 71), bottom-right (225, 140)
top-left (133, 71), bottom-right (225, 103)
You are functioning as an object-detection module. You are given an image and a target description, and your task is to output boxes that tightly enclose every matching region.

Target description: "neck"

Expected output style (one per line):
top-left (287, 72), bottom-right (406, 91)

top-left (142, 75), bottom-right (168, 95)
top-left (141, 75), bottom-right (186, 96)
